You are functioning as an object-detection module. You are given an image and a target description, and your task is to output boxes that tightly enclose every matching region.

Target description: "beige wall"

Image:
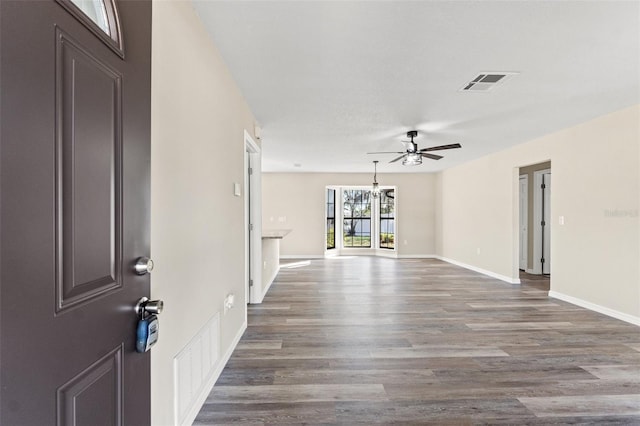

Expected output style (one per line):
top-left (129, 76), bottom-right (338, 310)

top-left (438, 105), bottom-right (640, 319)
top-left (151, 2), bottom-right (257, 424)
top-left (262, 173), bottom-right (437, 257)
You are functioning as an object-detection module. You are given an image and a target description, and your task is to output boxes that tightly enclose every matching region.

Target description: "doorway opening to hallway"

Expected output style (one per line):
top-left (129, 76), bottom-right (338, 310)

top-left (518, 161), bottom-right (551, 278)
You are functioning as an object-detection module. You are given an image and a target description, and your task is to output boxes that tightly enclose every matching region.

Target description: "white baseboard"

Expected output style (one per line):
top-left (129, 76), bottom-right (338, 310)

top-left (180, 320), bottom-right (247, 426)
top-left (548, 291), bottom-right (640, 327)
top-left (397, 254), bottom-right (440, 259)
top-left (280, 254), bottom-right (324, 259)
top-left (438, 256), bottom-right (520, 284)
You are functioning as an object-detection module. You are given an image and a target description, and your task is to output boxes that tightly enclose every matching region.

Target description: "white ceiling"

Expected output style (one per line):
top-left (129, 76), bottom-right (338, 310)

top-left (192, 1), bottom-right (640, 173)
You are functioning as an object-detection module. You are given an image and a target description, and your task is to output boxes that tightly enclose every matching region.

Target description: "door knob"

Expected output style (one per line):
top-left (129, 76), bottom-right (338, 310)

top-left (134, 257), bottom-right (154, 275)
top-left (135, 297), bottom-right (164, 317)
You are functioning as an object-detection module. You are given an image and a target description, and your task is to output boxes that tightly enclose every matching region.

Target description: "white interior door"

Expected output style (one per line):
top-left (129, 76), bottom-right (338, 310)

top-left (532, 168), bottom-right (551, 275)
top-left (519, 176), bottom-right (528, 270)
top-left (542, 172), bottom-right (551, 274)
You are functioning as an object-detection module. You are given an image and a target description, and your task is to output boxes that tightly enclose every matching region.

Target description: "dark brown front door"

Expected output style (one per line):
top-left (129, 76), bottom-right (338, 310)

top-left (1, 0), bottom-right (152, 424)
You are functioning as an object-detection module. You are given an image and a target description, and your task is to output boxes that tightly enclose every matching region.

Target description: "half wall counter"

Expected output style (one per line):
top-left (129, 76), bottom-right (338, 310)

top-left (262, 229), bottom-right (291, 296)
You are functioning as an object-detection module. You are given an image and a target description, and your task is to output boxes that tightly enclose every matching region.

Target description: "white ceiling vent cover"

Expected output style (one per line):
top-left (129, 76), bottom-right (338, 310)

top-left (460, 72), bottom-right (519, 92)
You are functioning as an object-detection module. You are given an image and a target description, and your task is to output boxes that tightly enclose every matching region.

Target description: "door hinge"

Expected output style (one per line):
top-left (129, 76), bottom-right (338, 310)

top-left (250, 223), bottom-right (254, 231)
top-left (541, 258), bottom-right (545, 264)
top-left (541, 220), bottom-right (545, 226)
top-left (541, 183), bottom-right (546, 189)
top-left (248, 167), bottom-right (253, 175)
top-left (249, 279), bottom-right (254, 287)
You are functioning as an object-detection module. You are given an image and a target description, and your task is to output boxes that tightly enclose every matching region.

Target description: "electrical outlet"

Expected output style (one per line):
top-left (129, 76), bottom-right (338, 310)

top-left (224, 293), bottom-right (235, 315)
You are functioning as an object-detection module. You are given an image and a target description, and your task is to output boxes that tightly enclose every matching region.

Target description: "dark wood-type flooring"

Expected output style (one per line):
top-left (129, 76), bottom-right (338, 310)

top-left (195, 257), bottom-right (640, 425)
top-left (519, 271), bottom-right (551, 292)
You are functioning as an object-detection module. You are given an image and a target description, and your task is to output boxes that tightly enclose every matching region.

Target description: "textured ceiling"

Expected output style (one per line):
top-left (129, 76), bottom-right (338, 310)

top-left (193, 1), bottom-right (640, 173)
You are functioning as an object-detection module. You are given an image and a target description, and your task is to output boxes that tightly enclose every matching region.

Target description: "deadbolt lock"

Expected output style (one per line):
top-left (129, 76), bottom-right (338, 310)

top-left (134, 257), bottom-right (154, 275)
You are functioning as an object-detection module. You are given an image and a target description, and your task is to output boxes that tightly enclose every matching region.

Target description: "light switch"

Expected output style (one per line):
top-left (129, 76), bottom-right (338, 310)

top-left (233, 183), bottom-right (241, 197)
top-left (559, 216), bottom-right (565, 225)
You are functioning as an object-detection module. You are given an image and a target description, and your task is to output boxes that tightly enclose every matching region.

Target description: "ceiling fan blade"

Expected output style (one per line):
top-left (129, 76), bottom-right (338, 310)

top-left (419, 143), bottom-right (462, 152)
top-left (421, 153), bottom-right (443, 160)
top-left (367, 151), bottom-right (405, 154)
top-left (389, 154), bottom-right (407, 163)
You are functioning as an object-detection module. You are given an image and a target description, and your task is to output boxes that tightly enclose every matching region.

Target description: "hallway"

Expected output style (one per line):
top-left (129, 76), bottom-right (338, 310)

top-left (195, 257), bottom-right (640, 424)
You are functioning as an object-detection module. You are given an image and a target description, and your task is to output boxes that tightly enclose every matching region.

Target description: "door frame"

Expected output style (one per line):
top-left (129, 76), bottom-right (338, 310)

top-left (519, 174), bottom-right (528, 270)
top-left (532, 168), bottom-right (551, 275)
top-left (244, 130), bottom-right (262, 304)
top-left (324, 186), bottom-right (340, 257)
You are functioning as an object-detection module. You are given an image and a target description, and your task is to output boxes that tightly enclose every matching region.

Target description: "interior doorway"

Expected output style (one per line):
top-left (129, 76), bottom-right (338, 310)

top-left (518, 162), bottom-right (551, 276)
top-left (244, 131), bottom-right (262, 304)
top-left (245, 149), bottom-right (252, 301)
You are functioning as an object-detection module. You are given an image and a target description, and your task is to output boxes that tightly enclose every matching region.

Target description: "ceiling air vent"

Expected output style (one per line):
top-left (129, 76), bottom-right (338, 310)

top-left (460, 72), bottom-right (518, 92)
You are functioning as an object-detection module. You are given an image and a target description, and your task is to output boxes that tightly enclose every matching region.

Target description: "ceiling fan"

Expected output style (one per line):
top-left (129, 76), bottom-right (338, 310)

top-left (368, 130), bottom-right (461, 165)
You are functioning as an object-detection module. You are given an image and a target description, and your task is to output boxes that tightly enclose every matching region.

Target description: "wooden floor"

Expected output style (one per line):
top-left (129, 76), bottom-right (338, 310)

top-left (519, 271), bottom-right (551, 292)
top-left (195, 257), bottom-right (640, 425)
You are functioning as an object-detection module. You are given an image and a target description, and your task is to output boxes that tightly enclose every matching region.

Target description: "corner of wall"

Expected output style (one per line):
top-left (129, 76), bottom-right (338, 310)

top-left (434, 172), bottom-right (444, 257)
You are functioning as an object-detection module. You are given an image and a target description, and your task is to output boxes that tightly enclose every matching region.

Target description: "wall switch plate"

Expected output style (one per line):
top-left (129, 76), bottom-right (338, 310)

top-left (224, 293), bottom-right (235, 314)
top-left (559, 216), bottom-right (565, 225)
top-left (233, 183), bottom-right (241, 197)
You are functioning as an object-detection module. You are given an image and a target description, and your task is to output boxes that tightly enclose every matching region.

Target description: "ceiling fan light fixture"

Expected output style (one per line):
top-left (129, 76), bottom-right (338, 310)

top-left (368, 129), bottom-right (461, 165)
top-left (402, 153), bottom-right (422, 166)
top-left (371, 160), bottom-right (381, 198)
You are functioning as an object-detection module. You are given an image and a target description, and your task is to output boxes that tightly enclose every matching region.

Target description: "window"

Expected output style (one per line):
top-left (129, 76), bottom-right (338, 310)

top-left (343, 189), bottom-right (371, 247)
top-left (57, 0), bottom-right (123, 57)
top-left (379, 189), bottom-right (395, 249)
top-left (326, 189), bottom-right (336, 249)
top-left (325, 186), bottom-right (397, 252)
top-left (69, 0), bottom-right (111, 35)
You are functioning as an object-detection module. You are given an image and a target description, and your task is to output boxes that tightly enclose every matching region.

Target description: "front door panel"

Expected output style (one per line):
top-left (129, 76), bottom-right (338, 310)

top-left (57, 27), bottom-right (124, 311)
top-left (0, 1), bottom-right (152, 424)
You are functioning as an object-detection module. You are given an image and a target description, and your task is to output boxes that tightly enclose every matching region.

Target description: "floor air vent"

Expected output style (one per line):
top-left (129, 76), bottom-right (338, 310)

top-left (174, 313), bottom-right (220, 425)
top-left (460, 72), bottom-right (518, 92)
